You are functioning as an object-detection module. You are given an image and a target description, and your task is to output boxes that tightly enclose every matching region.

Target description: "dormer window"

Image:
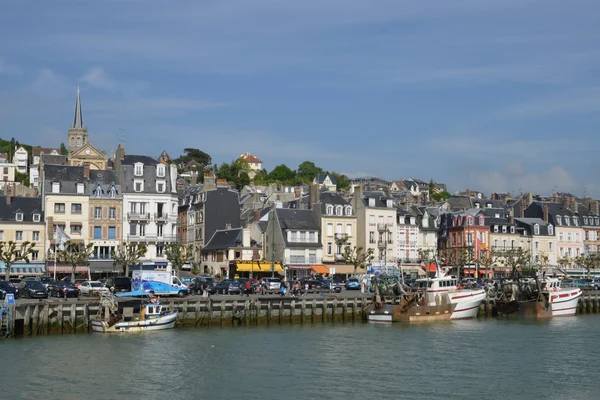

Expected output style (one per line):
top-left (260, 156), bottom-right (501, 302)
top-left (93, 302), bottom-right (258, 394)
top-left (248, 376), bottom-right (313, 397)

top-left (76, 183), bottom-right (84, 194)
top-left (386, 200), bottom-right (393, 208)
top-left (466, 217), bottom-right (473, 226)
top-left (487, 203), bottom-right (492, 208)
top-left (475, 202), bottom-right (480, 209)
top-left (52, 182), bottom-right (60, 193)
top-left (479, 216), bottom-right (485, 226)
top-left (458, 216), bottom-right (462, 225)
top-left (583, 217), bottom-right (588, 225)
top-left (32, 213), bottom-right (41, 222)
top-left (510, 226), bottom-right (515, 234)
top-left (368, 198), bottom-right (375, 207)
top-left (134, 163), bottom-right (144, 176)
top-left (156, 181), bottom-right (165, 193)
top-left (410, 217), bottom-right (416, 225)
top-left (15, 212), bottom-right (23, 222)
top-left (596, 217), bottom-right (599, 226)
top-left (344, 206), bottom-right (352, 216)
top-left (94, 185), bottom-right (103, 197)
top-left (326, 205), bottom-right (333, 215)
top-left (573, 217), bottom-right (578, 226)
top-left (564, 216), bottom-right (570, 226)
top-left (502, 226), bottom-right (507, 233)
top-left (494, 225), bottom-right (498, 233)
top-left (157, 164), bottom-right (166, 177)
top-left (556, 216), bottom-right (562, 225)
top-left (108, 186), bottom-right (117, 198)
top-left (548, 225), bottom-right (554, 235)
top-left (336, 206), bottom-right (343, 216)
top-left (534, 224), bottom-right (540, 235)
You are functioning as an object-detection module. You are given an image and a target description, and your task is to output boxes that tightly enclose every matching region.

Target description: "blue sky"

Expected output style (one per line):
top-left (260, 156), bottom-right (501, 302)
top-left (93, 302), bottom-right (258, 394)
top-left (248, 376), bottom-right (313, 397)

top-left (1, 0), bottom-right (600, 196)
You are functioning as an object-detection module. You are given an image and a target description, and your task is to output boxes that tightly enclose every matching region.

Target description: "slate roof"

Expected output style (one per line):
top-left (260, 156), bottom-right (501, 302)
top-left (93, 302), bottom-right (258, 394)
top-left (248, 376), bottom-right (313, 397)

top-left (446, 196), bottom-right (472, 211)
top-left (314, 173), bottom-right (337, 185)
top-left (122, 155), bottom-right (159, 165)
top-left (318, 192), bottom-right (352, 215)
top-left (361, 191), bottom-right (392, 208)
top-left (32, 147), bottom-right (60, 157)
top-left (276, 209), bottom-right (320, 230)
top-left (203, 228), bottom-right (243, 250)
top-left (41, 155), bottom-right (68, 166)
top-left (524, 201), bottom-right (575, 226)
top-left (514, 217), bottom-right (554, 236)
top-left (0, 196), bottom-right (44, 222)
top-left (44, 165), bottom-right (85, 195)
top-left (88, 170), bottom-right (121, 197)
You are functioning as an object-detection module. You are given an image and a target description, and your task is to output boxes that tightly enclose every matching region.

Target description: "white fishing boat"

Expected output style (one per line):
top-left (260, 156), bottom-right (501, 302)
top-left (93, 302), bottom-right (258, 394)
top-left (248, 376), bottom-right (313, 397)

top-left (540, 278), bottom-right (582, 317)
top-left (92, 293), bottom-right (178, 333)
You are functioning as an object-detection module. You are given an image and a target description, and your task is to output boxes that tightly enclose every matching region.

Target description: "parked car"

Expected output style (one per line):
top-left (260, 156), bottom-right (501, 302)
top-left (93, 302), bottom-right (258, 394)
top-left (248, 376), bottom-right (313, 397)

top-left (261, 278), bottom-right (282, 292)
top-left (345, 278), bottom-right (361, 290)
top-left (73, 279), bottom-right (86, 288)
top-left (592, 277), bottom-right (600, 290)
top-left (210, 280), bottom-right (237, 295)
top-left (321, 279), bottom-right (343, 293)
top-left (39, 277), bottom-right (58, 292)
top-left (78, 281), bottom-right (110, 297)
top-left (18, 280), bottom-right (49, 299)
top-left (228, 281), bottom-right (243, 295)
top-left (51, 281), bottom-right (80, 298)
top-left (574, 279), bottom-right (594, 290)
top-left (9, 278), bottom-right (22, 284)
top-left (104, 277), bottom-right (132, 293)
top-left (0, 280), bottom-right (20, 300)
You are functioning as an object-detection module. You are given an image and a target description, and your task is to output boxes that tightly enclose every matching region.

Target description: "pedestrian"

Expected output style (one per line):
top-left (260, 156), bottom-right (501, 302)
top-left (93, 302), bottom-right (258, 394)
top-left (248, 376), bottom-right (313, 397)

top-left (304, 282), bottom-right (309, 297)
top-left (280, 282), bottom-right (286, 297)
top-left (245, 280), bottom-right (251, 297)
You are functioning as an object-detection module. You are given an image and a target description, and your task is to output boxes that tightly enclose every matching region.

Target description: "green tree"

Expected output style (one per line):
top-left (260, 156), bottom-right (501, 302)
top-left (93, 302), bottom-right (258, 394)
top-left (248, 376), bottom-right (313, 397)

top-left (175, 148), bottom-right (212, 167)
top-left (297, 161), bottom-right (323, 182)
top-left (575, 253), bottom-right (598, 279)
top-left (431, 191), bottom-right (451, 201)
top-left (112, 242), bottom-right (148, 276)
top-left (331, 172), bottom-right (350, 191)
top-left (216, 159), bottom-right (251, 189)
top-left (0, 241), bottom-right (36, 280)
top-left (499, 248), bottom-right (532, 275)
top-left (342, 246), bottom-right (374, 276)
top-left (57, 241), bottom-right (94, 281)
top-left (164, 242), bottom-right (196, 277)
top-left (14, 171), bottom-right (30, 186)
top-left (267, 164), bottom-right (296, 183)
top-left (60, 143), bottom-right (68, 155)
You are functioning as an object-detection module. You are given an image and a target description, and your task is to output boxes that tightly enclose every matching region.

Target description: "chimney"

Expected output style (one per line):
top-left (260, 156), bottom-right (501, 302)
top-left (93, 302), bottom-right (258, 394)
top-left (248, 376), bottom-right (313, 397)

top-left (552, 193), bottom-right (559, 203)
top-left (520, 199), bottom-right (525, 218)
top-left (309, 183), bottom-right (320, 210)
top-left (190, 174), bottom-right (197, 186)
top-left (563, 197), bottom-right (571, 210)
top-left (593, 200), bottom-right (599, 216)
top-left (466, 188), bottom-right (471, 196)
top-left (294, 186), bottom-right (302, 198)
top-left (203, 173), bottom-right (215, 187)
top-left (216, 179), bottom-right (229, 188)
top-left (83, 164), bottom-right (90, 179)
top-left (508, 215), bottom-right (514, 225)
top-left (5, 192), bottom-right (11, 205)
top-left (527, 192), bottom-right (533, 205)
top-left (543, 203), bottom-right (548, 222)
top-left (571, 201), bottom-right (578, 214)
top-left (253, 209), bottom-right (260, 222)
top-left (116, 144), bottom-right (125, 161)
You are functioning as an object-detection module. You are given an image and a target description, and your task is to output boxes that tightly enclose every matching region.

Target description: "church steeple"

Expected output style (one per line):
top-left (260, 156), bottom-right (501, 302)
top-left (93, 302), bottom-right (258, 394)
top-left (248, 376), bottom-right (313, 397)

top-left (72, 83), bottom-right (84, 129)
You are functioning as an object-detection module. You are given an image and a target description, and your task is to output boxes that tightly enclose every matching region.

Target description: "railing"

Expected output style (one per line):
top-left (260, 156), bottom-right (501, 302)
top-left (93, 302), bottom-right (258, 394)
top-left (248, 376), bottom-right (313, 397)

top-left (377, 223), bottom-right (389, 232)
top-left (377, 240), bottom-right (387, 248)
top-left (127, 212), bottom-right (151, 220)
top-left (286, 257), bottom-right (307, 264)
top-left (88, 255), bottom-right (113, 260)
top-left (334, 233), bottom-right (349, 240)
top-left (127, 234), bottom-right (178, 242)
top-left (154, 213), bottom-right (169, 220)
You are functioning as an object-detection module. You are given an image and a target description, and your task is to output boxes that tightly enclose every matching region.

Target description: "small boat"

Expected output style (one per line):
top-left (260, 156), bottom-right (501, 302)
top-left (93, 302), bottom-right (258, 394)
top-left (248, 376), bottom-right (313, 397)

top-left (365, 269), bottom-right (486, 323)
top-left (92, 293), bottom-right (178, 333)
top-left (540, 278), bottom-right (582, 317)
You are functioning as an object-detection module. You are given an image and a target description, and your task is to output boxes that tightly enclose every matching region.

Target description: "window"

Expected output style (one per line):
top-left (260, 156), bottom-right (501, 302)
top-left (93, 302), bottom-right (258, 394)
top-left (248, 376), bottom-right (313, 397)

top-left (33, 231), bottom-right (40, 241)
top-left (573, 217), bottom-right (579, 226)
top-left (31, 250), bottom-right (39, 261)
top-left (94, 207), bottom-right (102, 219)
top-left (410, 217), bottom-right (416, 225)
top-left (129, 223), bottom-right (137, 236)
top-left (0, 231), bottom-right (3, 240)
top-left (369, 231), bottom-right (375, 243)
top-left (584, 217), bottom-right (588, 225)
top-left (134, 180), bottom-right (143, 192)
top-left (15, 212), bottom-right (23, 222)
top-left (16, 231), bottom-right (23, 241)
top-left (549, 242), bottom-right (553, 252)
top-left (466, 217), bottom-right (473, 226)
top-left (157, 165), bottom-right (166, 177)
top-left (109, 207), bottom-right (116, 219)
top-left (336, 224), bottom-right (343, 234)
top-left (548, 225), bottom-right (554, 235)
top-left (494, 225), bottom-right (498, 233)
top-left (309, 231), bottom-right (315, 242)
top-left (134, 163), bottom-right (144, 176)
top-left (33, 213), bottom-right (41, 222)
top-left (369, 215), bottom-right (375, 226)
top-left (575, 233), bottom-right (580, 242)
top-left (71, 225), bottom-right (82, 235)
top-left (77, 183), bottom-right (84, 194)
top-left (345, 206), bottom-right (352, 216)
top-left (346, 224), bottom-right (352, 236)
top-left (52, 182), bottom-right (60, 193)
top-left (290, 231), bottom-right (297, 242)
top-left (55, 203), bottom-right (65, 213)
top-left (510, 226), bottom-right (515, 234)
top-left (108, 186), bottom-right (117, 198)
top-left (157, 224), bottom-right (163, 237)
top-left (108, 226), bottom-right (116, 240)
top-left (326, 205), bottom-right (333, 215)
top-left (327, 223), bottom-right (333, 236)
top-left (94, 186), bottom-right (103, 197)
top-left (534, 241), bottom-right (539, 251)
top-left (534, 224), bottom-right (540, 235)
top-left (94, 226), bottom-right (102, 239)
top-left (71, 203), bottom-right (82, 214)
top-left (556, 216), bottom-right (562, 225)
top-left (502, 226), bottom-right (507, 233)
top-left (327, 242), bottom-right (332, 255)
top-left (335, 206), bottom-right (343, 216)
top-left (156, 243), bottom-right (164, 257)
top-left (156, 181), bottom-right (165, 193)
top-left (559, 232), bottom-right (564, 241)
top-left (565, 216), bottom-right (570, 226)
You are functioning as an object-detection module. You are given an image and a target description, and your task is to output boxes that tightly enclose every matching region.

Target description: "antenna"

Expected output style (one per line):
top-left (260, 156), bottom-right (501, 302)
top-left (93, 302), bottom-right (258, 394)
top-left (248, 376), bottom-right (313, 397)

top-left (118, 129), bottom-right (127, 143)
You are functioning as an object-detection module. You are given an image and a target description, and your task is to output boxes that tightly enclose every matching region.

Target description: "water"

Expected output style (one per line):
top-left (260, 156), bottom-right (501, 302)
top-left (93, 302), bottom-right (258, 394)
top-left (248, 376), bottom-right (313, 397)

top-left (1, 317), bottom-right (600, 400)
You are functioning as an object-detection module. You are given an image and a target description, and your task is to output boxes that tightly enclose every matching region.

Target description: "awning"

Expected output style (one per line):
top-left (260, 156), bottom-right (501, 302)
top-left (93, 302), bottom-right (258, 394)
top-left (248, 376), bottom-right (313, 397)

top-left (235, 262), bottom-right (261, 272)
top-left (260, 262), bottom-right (283, 272)
top-left (326, 264), bottom-right (366, 275)
top-left (311, 265), bottom-right (330, 275)
top-left (47, 265), bottom-right (91, 274)
top-left (287, 265), bottom-right (313, 270)
top-left (0, 263), bottom-right (45, 276)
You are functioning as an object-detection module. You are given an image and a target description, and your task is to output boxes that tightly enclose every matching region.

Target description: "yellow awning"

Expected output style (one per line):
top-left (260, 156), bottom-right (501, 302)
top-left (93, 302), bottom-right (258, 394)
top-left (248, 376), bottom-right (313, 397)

top-left (311, 265), bottom-right (330, 274)
top-left (259, 262), bottom-right (283, 272)
top-left (235, 262), bottom-right (261, 272)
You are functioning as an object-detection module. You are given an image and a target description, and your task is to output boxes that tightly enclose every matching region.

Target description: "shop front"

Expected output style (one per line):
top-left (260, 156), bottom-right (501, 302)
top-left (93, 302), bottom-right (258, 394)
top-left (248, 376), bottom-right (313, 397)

top-left (0, 262), bottom-right (45, 278)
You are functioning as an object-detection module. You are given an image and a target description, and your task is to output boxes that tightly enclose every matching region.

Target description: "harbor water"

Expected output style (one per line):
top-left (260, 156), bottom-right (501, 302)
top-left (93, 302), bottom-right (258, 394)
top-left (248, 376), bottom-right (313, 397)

top-left (1, 316), bottom-right (599, 400)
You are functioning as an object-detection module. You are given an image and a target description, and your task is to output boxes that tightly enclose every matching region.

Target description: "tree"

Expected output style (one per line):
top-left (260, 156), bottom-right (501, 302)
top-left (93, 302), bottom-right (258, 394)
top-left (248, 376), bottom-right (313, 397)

top-left (431, 191), bottom-right (451, 201)
top-left (0, 241), bottom-right (36, 280)
top-left (164, 242), bottom-right (196, 277)
top-left (267, 164), bottom-right (296, 183)
top-left (575, 253), bottom-right (598, 279)
top-left (557, 255), bottom-right (571, 271)
top-left (500, 248), bottom-right (532, 276)
top-left (342, 246), bottom-right (374, 276)
top-left (57, 241), bottom-right (94, 281)
top-left (477, 250), bottom-right (500, 279)
top-left (428, 179), bottom-right (437, 194)
top-left (60, 142), bottom-right (68, 155)
top-left (215, 159), bottom-right (251, 189)
top-left (331, 172), bottom-right (350, 191)
top-left (297, 161), bottom-right (323, 182)
top-left (175, 148), bottom-right (212, 167)
top-left (112, 242), bottom-right (148, 276)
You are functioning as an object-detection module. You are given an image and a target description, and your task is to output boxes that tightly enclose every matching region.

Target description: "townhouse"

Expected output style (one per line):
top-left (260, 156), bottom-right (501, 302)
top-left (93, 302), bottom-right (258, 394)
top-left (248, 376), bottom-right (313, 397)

top-left (319, 192), bottom-right (357, 264)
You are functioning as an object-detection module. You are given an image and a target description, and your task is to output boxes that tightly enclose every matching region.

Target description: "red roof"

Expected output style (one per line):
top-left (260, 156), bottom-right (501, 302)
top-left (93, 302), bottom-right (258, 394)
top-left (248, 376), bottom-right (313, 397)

top-left (239, 153), bottom-right (262, 163)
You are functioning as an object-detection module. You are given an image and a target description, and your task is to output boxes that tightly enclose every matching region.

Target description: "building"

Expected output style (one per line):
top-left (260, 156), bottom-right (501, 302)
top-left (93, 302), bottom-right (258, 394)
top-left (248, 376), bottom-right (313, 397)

top-left (12, 146), bottom-right (28, 174)
top-left (396, 206), bottom-right (420, 264)
top-left (313, 173), bottom-right (337, 192)
top-left (30, 148), bottom-right (61, 189)
top-left (265, 208), bottom-right (322, 280)
top-left (318, 192), bottom-right (357, 269)
top-left (87, 168), bottom-right (123, 275)
top-left (0, 159), bottom-right (16, 189)
top-left (201, 226), bottom-right (261, 278)
top-left (115, 146), bottom-right (179, 267)
top-left (66, 87), bottom-right (108, 170)
top-left (0, 195), bottom-right (46, 277)
top-left (352, 187), bottom-right (397, 271)
top-left (514, 217), bottom-right (556, 267)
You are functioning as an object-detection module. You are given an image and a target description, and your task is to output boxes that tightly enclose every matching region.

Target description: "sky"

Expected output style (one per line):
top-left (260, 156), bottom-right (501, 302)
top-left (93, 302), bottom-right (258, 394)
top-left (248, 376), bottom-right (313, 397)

top-left (1, 0), bottom-right (600, 197)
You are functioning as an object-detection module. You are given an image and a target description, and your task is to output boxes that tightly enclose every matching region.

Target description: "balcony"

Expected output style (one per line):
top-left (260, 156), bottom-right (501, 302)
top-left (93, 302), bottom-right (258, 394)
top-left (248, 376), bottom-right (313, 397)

top-left (128, 212), bottom-right (151, 220)
top-left (377, 223), bottom-right (389, 232)
top-left (334, 233), bottom-right (349, 241)
top-left (377, 240), bottom-right (387, 249)
top-left (154, 213), bottom-right (169, 221)
top-left (126, 234), bottom-right (178, 242)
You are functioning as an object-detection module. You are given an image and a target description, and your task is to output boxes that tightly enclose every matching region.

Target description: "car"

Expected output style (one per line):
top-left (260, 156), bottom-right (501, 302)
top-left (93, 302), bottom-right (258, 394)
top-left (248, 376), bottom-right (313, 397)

top-left (39, 277), bottom-right (58, 292)
top-left (262, 278), bottom-right (282, 292)
top-left (73, 279), bottom-right (87, 288)
top-left (592, 278), bottom-right (600, 290)
top-left (0, 280), bottom-right (20, 300)
top-left (574, 279), bottom-right (594, 290)
top-left (321, 279), bottom-right (343, 293)
top-left (78, 281), bottom-right (110, 297)
top-left (228, 282), bottom-right (243, 295)
top-left (104, 277), bottom-right (132, 293)
top-left (345, 278), bottom-right (361, 290)
top-left (18, 280), bottom-right (48, 299)
top-left (209, 280), bottom-right (237, 295)
top-left (51, 281), bottom-right (80, 298)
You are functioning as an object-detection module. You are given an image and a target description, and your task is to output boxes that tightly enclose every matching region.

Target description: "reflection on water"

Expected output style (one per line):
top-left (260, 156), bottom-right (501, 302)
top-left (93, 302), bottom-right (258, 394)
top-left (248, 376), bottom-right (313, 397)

top-left (1, 317), bottom-right (599, 400)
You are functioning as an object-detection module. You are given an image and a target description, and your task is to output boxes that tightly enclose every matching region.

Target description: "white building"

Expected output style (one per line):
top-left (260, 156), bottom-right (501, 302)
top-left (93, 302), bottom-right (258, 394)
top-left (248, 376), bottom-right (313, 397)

top-left (12, 146), bottom-right (28, 174)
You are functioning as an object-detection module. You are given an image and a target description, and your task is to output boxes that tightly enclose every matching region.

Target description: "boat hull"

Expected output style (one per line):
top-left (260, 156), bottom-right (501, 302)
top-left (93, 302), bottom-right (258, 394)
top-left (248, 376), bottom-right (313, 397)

top-left (547, 288), bottom-right (582, 317)
top-left (366, 303), bottom-right (456, 323)
top-left (447, 289), bottom-right (486, 320)
top-left (494, 288), bottom-right (582, 318)
top-left (92, 311), bottom-right (178, 333)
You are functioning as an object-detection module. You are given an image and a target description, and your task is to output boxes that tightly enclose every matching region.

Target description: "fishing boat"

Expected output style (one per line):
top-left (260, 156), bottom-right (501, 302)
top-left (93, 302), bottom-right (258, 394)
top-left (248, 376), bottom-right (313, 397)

top-left (91, 292), bottom-right (178, 333)
top-left (494, 276), bottom-right (582, 318)
top-left (365, 267), bottom-right (486, 323)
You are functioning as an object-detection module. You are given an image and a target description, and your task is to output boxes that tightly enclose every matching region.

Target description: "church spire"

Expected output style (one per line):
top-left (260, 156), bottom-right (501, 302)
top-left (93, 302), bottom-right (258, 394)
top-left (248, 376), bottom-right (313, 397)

top-left (72, 83), bottom-right (84, 129)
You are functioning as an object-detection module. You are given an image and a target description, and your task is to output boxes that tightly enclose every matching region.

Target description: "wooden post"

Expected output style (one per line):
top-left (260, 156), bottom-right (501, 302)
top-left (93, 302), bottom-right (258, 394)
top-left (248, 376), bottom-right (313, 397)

top-left (279, 301), bottom-right (283, 324)
top-left (84, 304), bottom-right (90, 333)
top-left (58, 304), bottom-right (64, 334)
top-left (267, 300), bottom-right (272, 325)
top-left (301, 299), bottom-right (306, 324)
top-left (311, 299), bottom-right (316, 323)
top-left (70, 304), bottom-right (76, 333)
top-left (290, 299), bottom-right (295, 324)
top-left (42, 303), bottom-right (49, 335)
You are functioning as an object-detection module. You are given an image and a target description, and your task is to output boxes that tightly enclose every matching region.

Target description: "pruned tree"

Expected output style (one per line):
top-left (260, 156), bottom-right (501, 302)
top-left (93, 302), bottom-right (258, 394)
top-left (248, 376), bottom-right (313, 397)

top-left (557, 255), bottom-right (571, 271)
top-left (0, 241), bottom-right (36, 280)
top-left (112, 242), bottom-right (148, 276)
top-left (500, 248), bottom-right (532, 278)
top-left (57, 241), bottom-right (94, 281)
top-left (477, 249), bottom-right (500, 279)
top-left (574, 253), bottom-right (598, 279)
top-left (164, 242), bottom-right (196, 277)
top-left (342, 246), bottom-right (374, 276)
